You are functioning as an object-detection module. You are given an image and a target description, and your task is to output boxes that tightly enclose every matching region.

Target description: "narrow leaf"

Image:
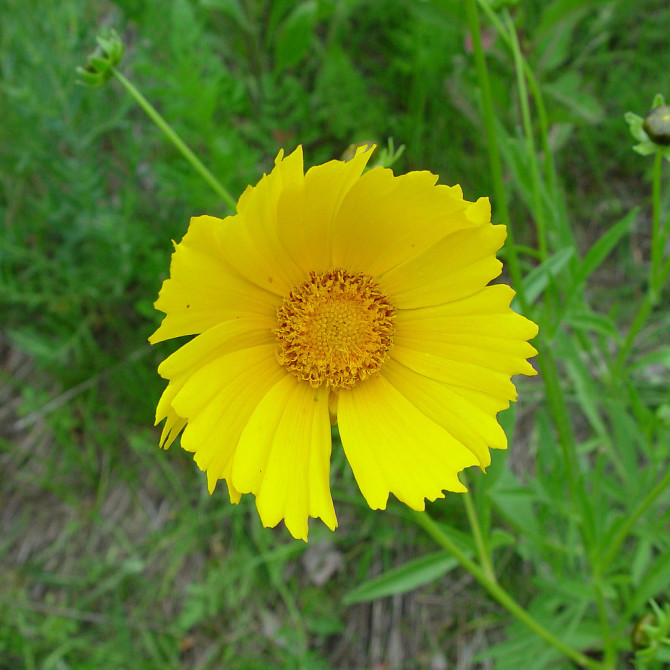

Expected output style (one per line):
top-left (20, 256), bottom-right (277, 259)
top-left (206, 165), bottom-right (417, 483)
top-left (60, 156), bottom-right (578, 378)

top-left (571, 208), bottom-right (637, 290)
top-left (343, 551), bottom-right (458, 605)
top-left (519, 247), bottom-right (574, 306)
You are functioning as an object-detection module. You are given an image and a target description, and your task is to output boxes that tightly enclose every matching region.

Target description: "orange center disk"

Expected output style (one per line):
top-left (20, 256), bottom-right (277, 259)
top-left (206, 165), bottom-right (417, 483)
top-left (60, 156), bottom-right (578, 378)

top-left (275, 269), bottom-right (396, 389)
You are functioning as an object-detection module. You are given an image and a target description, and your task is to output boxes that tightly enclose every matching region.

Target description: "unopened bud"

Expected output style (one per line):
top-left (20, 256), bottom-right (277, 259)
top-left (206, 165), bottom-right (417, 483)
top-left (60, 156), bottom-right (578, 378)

top-left (643, 105), bottom-right (670, 146)
top-left (625, 94), bottom-right (670, 160)
top-left (76, 30), bottom-right (124, 87)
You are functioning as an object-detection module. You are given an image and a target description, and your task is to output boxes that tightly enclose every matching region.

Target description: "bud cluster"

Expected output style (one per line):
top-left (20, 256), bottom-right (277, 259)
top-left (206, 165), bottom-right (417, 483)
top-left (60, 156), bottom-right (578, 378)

top-left (76, 30), bottom-right (124, 87)
top-left (625, 93), bottom-right (670, 161)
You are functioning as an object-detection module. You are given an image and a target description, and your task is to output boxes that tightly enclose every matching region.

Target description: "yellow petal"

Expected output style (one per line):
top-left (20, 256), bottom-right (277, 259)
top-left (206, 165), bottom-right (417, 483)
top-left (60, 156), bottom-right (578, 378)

top-left (397, 283), bottom-right (516, 317)
top-left (216, 147), bottom-right (308, 296)
top-left (337, 375), bottom-right (479, 511)
top-left (331, 168), bottom-right (471, 277)
top-left (390, 344), bottom-right (520, 401)
top-left (394, 330), bottom-right (538, 377)
top-left (393, 285), bottom-right (539, 378)
top-left (150, 215), bottom-right (278, 343)
top-left (172, 344), bottom-right (278, 418)
top-left (154, 381), bottom-right (187, 449)
top-left (276, 147), bottom-right (375, 276)
top-left (177, 345), bottom-right (286, 495)
top-left (382, 359), bottom-right (510, 468)
top-left (378, 223), bottom-right (507, 309)
top-left (157, 317), bottom-right (275, 380)
top-left (232, 375), bottom-right (336, 540)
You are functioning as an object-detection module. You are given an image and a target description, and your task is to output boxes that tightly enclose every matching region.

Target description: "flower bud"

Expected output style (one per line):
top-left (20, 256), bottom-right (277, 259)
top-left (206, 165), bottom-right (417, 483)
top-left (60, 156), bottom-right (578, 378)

top-left (76, 30), bottom-right (124, 88)
top-left (643, 105), bottom-right (670, 146)
top-left (625, 94), bottom-right (670, 160)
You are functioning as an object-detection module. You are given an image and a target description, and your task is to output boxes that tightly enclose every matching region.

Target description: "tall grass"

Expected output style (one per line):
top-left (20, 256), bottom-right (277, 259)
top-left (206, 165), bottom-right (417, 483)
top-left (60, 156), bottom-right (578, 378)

top-left (2, 0), bottom-right (670, 668)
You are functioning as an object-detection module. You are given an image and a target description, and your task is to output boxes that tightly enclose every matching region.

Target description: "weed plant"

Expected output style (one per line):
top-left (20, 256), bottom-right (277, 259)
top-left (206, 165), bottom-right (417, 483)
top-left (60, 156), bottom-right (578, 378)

top-left (2, 0), bottom-right (670, 668)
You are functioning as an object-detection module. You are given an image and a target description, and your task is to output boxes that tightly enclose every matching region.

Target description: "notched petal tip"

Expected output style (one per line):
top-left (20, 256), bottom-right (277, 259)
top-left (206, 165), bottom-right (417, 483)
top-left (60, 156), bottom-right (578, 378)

top-left (465, 196), bottom-right (492, 226)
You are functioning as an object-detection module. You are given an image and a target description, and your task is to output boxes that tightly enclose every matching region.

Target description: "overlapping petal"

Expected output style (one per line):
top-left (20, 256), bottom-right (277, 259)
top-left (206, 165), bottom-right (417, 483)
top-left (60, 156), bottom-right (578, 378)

top-left (150, 216), bottom-right (278, 343)
top-left (331, 168), bottom-right (472, 277)
top-left (231, 374), bottom-right (336, 540)
top-left (338, 374), bottom-right (480, 510)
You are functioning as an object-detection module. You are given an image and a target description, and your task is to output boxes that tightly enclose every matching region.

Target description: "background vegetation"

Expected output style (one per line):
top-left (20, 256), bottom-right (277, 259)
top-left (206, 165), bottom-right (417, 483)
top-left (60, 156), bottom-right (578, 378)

top-left (2, 0), bottom-right (670, 668)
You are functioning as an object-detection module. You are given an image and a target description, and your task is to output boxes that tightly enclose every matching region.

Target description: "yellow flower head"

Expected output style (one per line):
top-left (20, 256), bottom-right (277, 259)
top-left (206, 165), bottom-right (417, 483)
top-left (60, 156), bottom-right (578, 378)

top-left (150, 146), bottom-right (538, 541)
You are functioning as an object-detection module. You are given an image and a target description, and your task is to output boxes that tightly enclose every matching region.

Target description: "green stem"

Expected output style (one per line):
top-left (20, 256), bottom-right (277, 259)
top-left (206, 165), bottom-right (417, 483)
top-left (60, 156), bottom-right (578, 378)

top-left (111, 67), bottom-right (238, 211)
top-left (614, 153), bottom-right (667, 372)
top-left (462, 488), bottom-right (496, 583)
top-left (650, 152), bottom-right (663, 297)
top-left (504, 11), bottom-right (548, 262)
top-left (476, 1), bottom-right (561, 220)
top-left (412, 511), bottom-right (605, 670)
top-left (464, 0), bottom-right (527, 313)
top-left (593, 580), bottom-right (616, 669)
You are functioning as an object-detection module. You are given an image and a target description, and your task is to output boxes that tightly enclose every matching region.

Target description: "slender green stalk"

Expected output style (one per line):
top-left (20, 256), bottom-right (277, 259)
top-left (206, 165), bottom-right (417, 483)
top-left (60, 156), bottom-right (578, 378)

top-left (412, 511), bottom-right (605, 670)
top-left (477, 0), bottom-right (575, 252)
top-left (650, 152), bottom-right (664, 297)
top-left (464, 5), bottom-right (613, 659)
top-left (468, 0), bottom-right (591, 540)
top-left (504, 11), bottom-right (548, 262)
top-left (593, 579), bottom-right (616, 669)
top-left (464, 0), bottom-right (526, 312)
top-left (615, 153), bottom-right (667, 371)
top-left (111, 68), bottom-right (239, 211)
top-left (462, 489), bottom-right (496, 584)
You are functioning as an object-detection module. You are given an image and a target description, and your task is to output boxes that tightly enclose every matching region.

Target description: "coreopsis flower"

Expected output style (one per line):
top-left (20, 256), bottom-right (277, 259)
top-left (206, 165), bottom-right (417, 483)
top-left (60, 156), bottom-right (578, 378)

top-left (150, 146), bottom-right (538, 540)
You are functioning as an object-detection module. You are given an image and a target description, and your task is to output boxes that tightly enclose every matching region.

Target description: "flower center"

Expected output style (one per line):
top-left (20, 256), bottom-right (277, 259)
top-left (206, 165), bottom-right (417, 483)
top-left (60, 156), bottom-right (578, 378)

top-left (275, 269), bottom-right (396, 389)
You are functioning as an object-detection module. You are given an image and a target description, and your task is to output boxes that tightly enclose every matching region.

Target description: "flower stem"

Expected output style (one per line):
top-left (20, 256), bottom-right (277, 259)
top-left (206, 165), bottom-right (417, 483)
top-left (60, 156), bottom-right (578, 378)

top-left (412, 511), bottom-right (605, 670)
top-left (650, 152), bottom-right (664, 297)
top-left (466, 0), bottom-right (586, 524)
top-left (462, 488), bottom-right (496, 584)
top-left (504, 10), bottom-right (548, 262)
top-left (111, 67), bottom-right (238, 212)
top-left (614, 152), bottom-right (667, 372)
top-left (464, 0), bottom-right (526, 312)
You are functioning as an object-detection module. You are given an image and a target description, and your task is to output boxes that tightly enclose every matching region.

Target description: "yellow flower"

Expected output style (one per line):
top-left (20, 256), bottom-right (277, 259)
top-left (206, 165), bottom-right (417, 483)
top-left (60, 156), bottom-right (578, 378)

top-left (150, 146), bottom-right (538, 541)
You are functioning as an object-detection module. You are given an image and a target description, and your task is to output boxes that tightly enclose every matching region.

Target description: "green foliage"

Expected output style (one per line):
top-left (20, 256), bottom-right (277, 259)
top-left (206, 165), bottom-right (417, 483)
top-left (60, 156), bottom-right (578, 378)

top-left (3, 0), bottom-right (670, 668)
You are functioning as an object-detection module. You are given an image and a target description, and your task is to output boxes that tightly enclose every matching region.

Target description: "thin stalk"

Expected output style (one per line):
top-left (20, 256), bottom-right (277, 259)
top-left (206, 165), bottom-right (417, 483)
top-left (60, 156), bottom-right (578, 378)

top-left (412, 511), bottom-right (605, 670)
top-left (534, 341), bottom-right (604, 574)
top-left (614, 153), bottom-right (667, 371)
top-left (650, 152), bottom-right (664, 297)
top-left (467, 0), bottom-right (599, 588)
top-left (476, 0), bottom-right (559, 211)
top-left (464, 0), bottom-right (527, 313)
top-left (462, 489), bottom-right (496, 584)
top-left (504, 10), bottom-right (548, 261)
top-left (111, 68), bottom-right (238, 211)
top-left (593, 580), bottom-right (616, 669)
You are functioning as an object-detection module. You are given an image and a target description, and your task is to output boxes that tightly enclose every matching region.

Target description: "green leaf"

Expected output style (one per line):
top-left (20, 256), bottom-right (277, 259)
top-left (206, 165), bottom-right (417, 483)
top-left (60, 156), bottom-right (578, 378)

top-left (543, 71), bottom-right (604, 123)
top-left (342, 551), bottom-right (459, 604)
top-left (489, 468), bottom-right (539, 538)
top-left (518, 247), bottom-right (574, 306)
top-left (627, 551), bottom-right (670, 616)
top-left (570, 208), bottom-right (637, 292)
top-left (199, 0), bottom-right (256, 33)
top-left (555, 330), bottom-right (610, 441)
top-left (564, 310), bottom-right (620, 340)
top-left (630, 346), bottom-right (670, 371)
top-left (273, 1), bottom-right (318, 73)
